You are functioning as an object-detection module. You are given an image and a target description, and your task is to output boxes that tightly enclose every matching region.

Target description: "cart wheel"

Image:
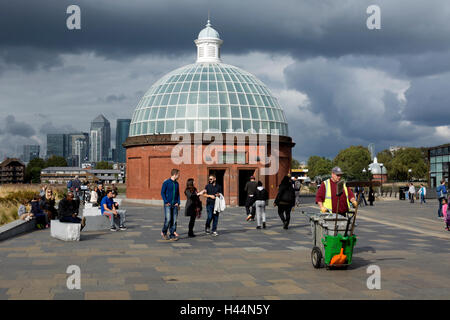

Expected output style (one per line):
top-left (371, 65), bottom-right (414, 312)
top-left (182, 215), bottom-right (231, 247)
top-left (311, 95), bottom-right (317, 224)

top-left (311, 247), bottom-right (322, 269)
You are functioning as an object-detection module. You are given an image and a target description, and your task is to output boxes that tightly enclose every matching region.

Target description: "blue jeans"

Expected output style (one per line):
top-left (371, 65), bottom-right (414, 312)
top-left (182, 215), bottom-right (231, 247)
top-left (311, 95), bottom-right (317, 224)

top-left (162, 205), bottom-right (178, 238)
top-left (105, 211), bottom-right (126, 228)
top-left (205, 203), bottom-right (219, 232)
top-left (420, 194), bottom-right (426, 204)
top-left (438, 198), bottom-right (444, 217)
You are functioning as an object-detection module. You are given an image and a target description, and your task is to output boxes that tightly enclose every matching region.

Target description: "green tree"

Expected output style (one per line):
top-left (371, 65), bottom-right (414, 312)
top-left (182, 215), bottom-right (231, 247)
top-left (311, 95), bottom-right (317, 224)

top-left (388, 148), bottom-right (427, 181)
top-left (291, 158), bottom-right (301, 169)
top-left (45, 156), bottom-right (67, 167)
top-left (96, 161), bottom-right (113, 169)
top-left (25, 157), bottom-right (46, 183)
top-left (333, 146), bottom-right (371, 181)
top-left (307, 156), bottom-right (333, 180)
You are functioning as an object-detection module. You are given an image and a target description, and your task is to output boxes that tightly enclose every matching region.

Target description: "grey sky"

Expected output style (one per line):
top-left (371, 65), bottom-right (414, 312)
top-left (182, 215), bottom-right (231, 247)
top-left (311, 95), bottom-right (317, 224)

top-left (0, 0), bottom-right (449, 161)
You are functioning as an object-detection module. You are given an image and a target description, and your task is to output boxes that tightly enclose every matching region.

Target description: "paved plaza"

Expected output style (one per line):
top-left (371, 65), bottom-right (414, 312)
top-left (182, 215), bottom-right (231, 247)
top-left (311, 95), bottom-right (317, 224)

top-left (0, 197), bottom-right (449, 300)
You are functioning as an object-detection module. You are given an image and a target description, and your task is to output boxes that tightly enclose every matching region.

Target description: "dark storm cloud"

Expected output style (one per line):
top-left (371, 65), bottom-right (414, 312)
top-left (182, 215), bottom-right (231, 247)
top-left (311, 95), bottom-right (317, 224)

top-left (39, 121), bottom-right (77, 135)
top-left (1, 0), bottom-right (450, 70)
top-left (4, 115), bottom-right (35, 137)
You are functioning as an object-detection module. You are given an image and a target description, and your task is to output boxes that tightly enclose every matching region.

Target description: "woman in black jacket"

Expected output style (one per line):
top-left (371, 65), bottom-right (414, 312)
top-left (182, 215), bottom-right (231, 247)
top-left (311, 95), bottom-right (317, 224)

top-left (274, 176), bottom-right (295, 229)
top-left (184, 178), bottom-right (202, 237)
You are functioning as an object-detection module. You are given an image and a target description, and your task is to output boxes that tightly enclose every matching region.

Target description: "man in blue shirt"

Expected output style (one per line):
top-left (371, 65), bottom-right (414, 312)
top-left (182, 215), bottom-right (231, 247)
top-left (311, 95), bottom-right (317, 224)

top-left (437, 179), bottom-right (448, 218)
top-left (101, 189), bottom-right (126, 231)
top-left (160, 169), bottom-right (180, 240)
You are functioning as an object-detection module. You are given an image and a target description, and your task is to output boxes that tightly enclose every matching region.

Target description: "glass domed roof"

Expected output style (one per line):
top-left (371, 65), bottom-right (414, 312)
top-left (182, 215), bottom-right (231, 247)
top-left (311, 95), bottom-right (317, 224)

top-left (129, 20), bottom-right (289, 137)
top-left (129, 62), bottom-right (289, 137)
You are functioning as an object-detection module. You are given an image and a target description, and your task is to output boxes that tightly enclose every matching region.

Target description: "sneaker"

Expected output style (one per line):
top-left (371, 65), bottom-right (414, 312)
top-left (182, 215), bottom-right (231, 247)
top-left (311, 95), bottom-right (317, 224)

top-left (263, 222), bottom-right (266, 229)
top-left (205, 227), bottom-right (210, 234)
top-left (212, 231), bottom-right (219, 236)
top-left (110, 227), bottom-right (118, 232)
top-left (188, 233), bottom-right (196, 237)
top-left (256, 226), bottom-right (261, 229)
top-left (246, 215), bottom-right (252, 221)
top-left (119, 225), bottom-right (127, 230)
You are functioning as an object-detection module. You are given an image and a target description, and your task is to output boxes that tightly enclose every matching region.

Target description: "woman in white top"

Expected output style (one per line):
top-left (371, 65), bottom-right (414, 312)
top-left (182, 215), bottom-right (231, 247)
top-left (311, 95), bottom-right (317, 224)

top-left (90, 186), bottom-right (98, 205)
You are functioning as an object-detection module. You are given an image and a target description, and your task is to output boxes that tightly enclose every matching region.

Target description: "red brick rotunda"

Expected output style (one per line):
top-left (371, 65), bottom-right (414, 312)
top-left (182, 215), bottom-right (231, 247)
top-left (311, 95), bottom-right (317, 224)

top-left (123, 19), bottom-right (294, 206)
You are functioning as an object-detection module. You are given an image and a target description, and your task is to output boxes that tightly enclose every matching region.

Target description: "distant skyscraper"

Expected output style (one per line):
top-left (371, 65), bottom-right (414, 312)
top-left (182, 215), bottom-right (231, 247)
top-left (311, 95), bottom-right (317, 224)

top-left (115, 119), bottom-right (131, 163)
top-left (22, 145), bottom-right (40, 162)
top-left (89, 115), bottom-right (111, 162)
top-left (47, 134), bottom-right (69, 159)
top-left (73, 138), bottom-right (88, 167)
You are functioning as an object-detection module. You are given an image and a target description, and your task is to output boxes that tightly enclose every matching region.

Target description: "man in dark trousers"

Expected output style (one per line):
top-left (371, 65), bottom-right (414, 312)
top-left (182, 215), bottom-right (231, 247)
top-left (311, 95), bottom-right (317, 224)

top-left (244, 175), bottom-right (258, 221)
top-left (200, 174), bottom-right (223, 236)
top-left (58, 192), bottom-right (86, 230)
top-left (160, 169), bottom-right (181, 241)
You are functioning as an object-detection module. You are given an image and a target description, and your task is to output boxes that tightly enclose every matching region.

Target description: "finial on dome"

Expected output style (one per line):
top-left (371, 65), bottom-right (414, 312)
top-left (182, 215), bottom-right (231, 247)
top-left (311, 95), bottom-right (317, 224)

top-left (206, 19), bottom-right (211, 27)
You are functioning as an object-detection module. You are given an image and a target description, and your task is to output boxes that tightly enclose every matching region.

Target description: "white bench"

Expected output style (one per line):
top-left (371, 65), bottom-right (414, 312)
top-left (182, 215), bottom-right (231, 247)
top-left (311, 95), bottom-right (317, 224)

top-left (50, 220), bottom-right (81, 241)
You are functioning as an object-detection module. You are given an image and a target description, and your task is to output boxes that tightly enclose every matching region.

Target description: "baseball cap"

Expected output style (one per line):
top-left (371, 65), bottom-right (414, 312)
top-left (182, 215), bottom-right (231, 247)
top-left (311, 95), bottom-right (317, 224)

top-left (332, 167), bottom-right (343, 175)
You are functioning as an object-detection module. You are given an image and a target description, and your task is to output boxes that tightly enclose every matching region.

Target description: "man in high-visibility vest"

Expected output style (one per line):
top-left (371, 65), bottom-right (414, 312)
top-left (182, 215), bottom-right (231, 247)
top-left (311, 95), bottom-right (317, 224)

top-left (316, 167), bottom-right (358, 216)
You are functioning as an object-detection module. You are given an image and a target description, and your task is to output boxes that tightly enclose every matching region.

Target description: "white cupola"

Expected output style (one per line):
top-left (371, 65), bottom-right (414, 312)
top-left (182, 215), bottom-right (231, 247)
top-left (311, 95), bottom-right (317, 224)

top-left (194, 19), bottom-right (223, 63)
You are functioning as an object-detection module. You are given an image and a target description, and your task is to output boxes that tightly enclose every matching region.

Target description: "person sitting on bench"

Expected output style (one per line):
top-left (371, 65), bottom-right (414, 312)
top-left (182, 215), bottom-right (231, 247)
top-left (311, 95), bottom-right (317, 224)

top-left (101, 189), bottom-right (126, 231)
top-left (58, 192), bottom-right (86, 230)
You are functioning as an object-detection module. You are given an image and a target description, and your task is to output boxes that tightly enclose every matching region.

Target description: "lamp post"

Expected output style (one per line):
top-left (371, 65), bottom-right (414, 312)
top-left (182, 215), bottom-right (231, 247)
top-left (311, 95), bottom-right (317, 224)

top-left (379, 164), bottom-right (384, 197)
top-left (408, 168), bottom-right (412, 182)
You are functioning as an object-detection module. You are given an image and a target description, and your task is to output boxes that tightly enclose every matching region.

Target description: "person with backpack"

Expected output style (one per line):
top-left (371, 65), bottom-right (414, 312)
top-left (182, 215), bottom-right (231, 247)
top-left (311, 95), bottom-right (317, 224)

top-left (254, 181), bottom-right (269, 229)
top-left (437, 180), bottom-right (448, 218)
top-left (184, 178), bottom-right (202, 238)
top-left (293, 177), bottom-right (302, 207)
top-left (274, 176), bottom-right (296, 229)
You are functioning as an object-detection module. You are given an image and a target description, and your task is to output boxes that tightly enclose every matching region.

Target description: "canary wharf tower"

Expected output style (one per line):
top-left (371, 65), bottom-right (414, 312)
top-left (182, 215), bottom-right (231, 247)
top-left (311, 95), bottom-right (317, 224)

top-left (124, 20), bottom-right (294, 205)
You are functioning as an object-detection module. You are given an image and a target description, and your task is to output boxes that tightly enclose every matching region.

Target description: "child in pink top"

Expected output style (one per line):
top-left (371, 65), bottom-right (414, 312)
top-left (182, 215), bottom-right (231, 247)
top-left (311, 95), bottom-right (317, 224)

top-left (443, 198), bottom-right (449, 230)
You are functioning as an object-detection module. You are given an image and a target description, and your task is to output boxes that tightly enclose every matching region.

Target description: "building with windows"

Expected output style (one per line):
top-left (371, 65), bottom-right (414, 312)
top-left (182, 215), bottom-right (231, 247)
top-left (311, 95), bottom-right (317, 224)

top-left (40, 167), bottom-right (124, 185)
top-left (47, 134), bottom-right (70, 159)
top-left (22, 145), bottom-right (40, 163)
top-left (0, 158), bottom-right (25, 184)
top-left (124, 20), bottom-right (294, 205)
top-left (116, 119), bottom-right (131, 163)
top-left (89, 115), bottom-right (111, 162)
top-left (428, 143), bottom-right (450, 188)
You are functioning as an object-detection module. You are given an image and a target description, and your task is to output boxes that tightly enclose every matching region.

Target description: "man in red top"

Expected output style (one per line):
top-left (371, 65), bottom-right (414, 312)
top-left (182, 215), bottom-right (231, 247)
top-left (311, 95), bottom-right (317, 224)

top-left (316, 167), bottom-right (358, 216)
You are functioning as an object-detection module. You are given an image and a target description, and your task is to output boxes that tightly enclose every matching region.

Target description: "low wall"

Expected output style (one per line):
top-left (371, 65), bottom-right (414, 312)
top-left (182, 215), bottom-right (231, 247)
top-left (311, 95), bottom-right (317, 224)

top-left (0, 219), bottom-right (36, 242)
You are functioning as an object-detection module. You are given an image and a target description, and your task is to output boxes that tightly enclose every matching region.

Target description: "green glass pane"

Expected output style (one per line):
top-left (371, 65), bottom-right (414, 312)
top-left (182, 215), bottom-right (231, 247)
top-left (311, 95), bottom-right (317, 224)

top-left (160, 84), bottom-right (169, 93)
top-left (154, 95), bottom-right (162, 105)
top-left (181, 82), bottom-right (190, 92)
top-left (254, 95), bottom-right (263, 106)
top-left (226, 82), bottom-right (235, 92)
top-left (232, 119), bottom-right (242, 131)
top-left (234, 82), bottom-right (243, 92)
top-left (229, 93), bottom-right (238, 104)
top-left (173, 83), bottom-right (182, 93)
top-left (219, 92), bottom-right (229, 104)
top-left (167, 106), bottom-right (176, 118)
top-left (209, 73), bottom-right (216, 81)
top-left (209, 92), bottom-right (218, 104)
top-left (169, 94), bottom-right (179, 105)
top-left (150, 107), bottom-right (159, 119)
top-left (143, 108), bottom-right (150, 120)
top-left (136, 123), bottom-right (142, 135)
top-left (199, 92), bottom-right (208, 104)
top-left (221, 119), bottom-right (230, 131)
top-left (250, 107), bottom-right (259, 119)
top-left (231, 106), bottom-right (241, 118)
top-left (246, 94), bottom-right (256, 105)
top-left (198, 105), bottom-right (208, 117)
top-left (200, 119), bottom-right (208, 131)
top-left (266, 108), bottom-right (274, 119)
top-left (223, 74), bottom-right (231, 81)
top-left (156, 121), bottom-right (164, 133)
top-left (209, 81), bottom-right (217, 91)
top-left (190, 82), bottom-right (199, 91)
top-left (209, 105), bottom-right (219, 117)
top-left (158, 106), bottom-right (167, 119)
top-left (148, 95), bottom-right (156, 106)
top-left (216, 73), bottom-right (224, 81)
top-left (178, 93), bottom-right (188, 104)
top-left (148, 121), bottom-right (155, 134)
top-left (142, 122), bottom-right (148, 134)
top-left (200, 81), bottom-right (208, 91)
top-left (193, 74), bottom-right (200, 81)
top-left (187, 120), bottom-right (195, 132)
top-left (201, 73), bottom-right (208, 81)
top-left (243, 120), bottom-right (252, 132)
top-left (185, 74), bottom-right (193, 81)
top-left (167, 83), bottom-right (175, 93)
top-left (238, 94), bottom-right (248, 105)
top-left (241, 106), bottom-right (250, 118)
top-left (165, 120), bottom-right (174, 133)
top-left (252, 120), bottom-right (260, 132)
top-left (176, 120), bottom-right (185, 130)
top-left (186, 105), bottom-right (197, 118)
top-left (209, 119), bottom-right (219, 131)
top-left (217, 82), bottom-right (226, 91)
top-left (176, 105), bottom-right (186, 118)
top-left (188, 92), bottom-right (198, 104)
top-left (220, 105), bottom-right (230, 117)
top-left (178, 74), bottom-right (187, 82)
top-left (241, 83), bottom-right (250, 93)
top-left (229, 74), bottom-right (238, 82)
top-left (160, 94), bottom-right (170, 106)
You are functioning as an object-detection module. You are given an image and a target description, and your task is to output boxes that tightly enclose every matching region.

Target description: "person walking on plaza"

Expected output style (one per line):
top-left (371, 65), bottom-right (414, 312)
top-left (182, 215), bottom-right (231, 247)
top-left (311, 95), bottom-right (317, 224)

top-left (437, 180), bottom-right (448, 218)
top-left (360, 187), bottom-right (368, 206)
top-left (200, 174), bottom-right (223, 236)
top-left (274, 176), bottom-right (295, 229)
top-left (315, 167), bottom-right (357, 216)
top-left (442, 198), bottom-right (449, 230)
top-left (58, 192), bottom-right (86, 230)
top-left (418, 184), bottom-right (427, 204)
top-left (101, 189), bottom-right (126, 231)
top-left (184, 178), bottom-right (202, 237)
top-left (293, 177), bottom-right (302, 207)
top-left (244, 175), bottom-right (257, 221)
top-left (254, 181), bottom-right (269, 229)
top-left (160, 169), bottom-right (181, 240)
top-left (368, 186), bottom-right (375, 206)
top-left (409, 183), bottom-right (416, 203)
